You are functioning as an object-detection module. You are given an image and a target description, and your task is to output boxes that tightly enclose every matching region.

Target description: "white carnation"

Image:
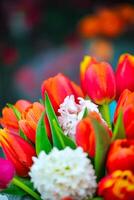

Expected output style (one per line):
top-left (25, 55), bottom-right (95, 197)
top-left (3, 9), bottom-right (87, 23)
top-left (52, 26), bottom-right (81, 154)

top-left (29, 147), bottom-right (97, 200)
top-left (58, 95), bottom-right (100, 139)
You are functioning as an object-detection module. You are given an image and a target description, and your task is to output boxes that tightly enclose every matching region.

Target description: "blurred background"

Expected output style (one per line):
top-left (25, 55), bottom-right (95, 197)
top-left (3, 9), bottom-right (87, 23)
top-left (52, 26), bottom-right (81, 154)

top-left (0, 0), bottom-right (134, 110)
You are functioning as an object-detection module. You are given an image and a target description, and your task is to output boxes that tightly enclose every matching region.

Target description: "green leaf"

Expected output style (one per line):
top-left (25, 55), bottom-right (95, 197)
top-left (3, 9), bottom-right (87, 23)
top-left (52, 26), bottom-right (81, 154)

top-left (45, 93), bottom-right (76, 149)
top-left (1, 177), bottom-right (34, 197)
top-left (82, 107), bottom-right (89, 118)
top-left (53, 120), bottom-right (76, 149)
top-left (112, 110), bottom-right (126, 141)
top-left (7, 103), bottom-right (21, 120)
top-left (1, 183), bottom-right (26, 196)
top-left (36, 111), bottom-right (52, 155)
top-left (91, 118), bottom-right (111, 181)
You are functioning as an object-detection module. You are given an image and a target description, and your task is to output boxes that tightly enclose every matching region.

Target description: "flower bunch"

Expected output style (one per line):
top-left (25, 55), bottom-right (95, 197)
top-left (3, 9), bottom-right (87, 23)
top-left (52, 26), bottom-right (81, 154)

top-left (0, 53), bottom-right (134, 200)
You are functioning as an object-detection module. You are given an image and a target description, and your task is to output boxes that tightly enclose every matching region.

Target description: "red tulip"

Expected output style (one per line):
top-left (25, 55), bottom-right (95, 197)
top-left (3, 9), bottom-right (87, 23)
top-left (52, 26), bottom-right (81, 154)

top-left (106, 139), bottom-right (134, 173)
top-left (98, 170), bottom-right (134, 200)
top-left (0, 128), bottom-right (36, 177)
top-left (83, 60), bottom-right (116, 104)
top-left (0, 158), bottom-right (15, 190)
top-left (115, 53), bottom-right (134, 99)
top-left (19, 102), bottom-right (51, 143)
top-left (80, 56), bottom-right (97, 94)
top-left (114, 89), bottom-right (134, 139)
top-left (0, 100), bottom-right (31, 134)
top-left (76, 112), bottom-right (112, 157)
top-left (41, 73), bottom-right (84, 113)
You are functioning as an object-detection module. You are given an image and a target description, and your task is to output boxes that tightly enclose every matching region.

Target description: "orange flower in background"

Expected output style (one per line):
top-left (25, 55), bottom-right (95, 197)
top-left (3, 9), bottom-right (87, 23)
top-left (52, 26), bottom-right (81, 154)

top-left (0, 100), bottom-right (31, 134)
top-left (106, 139), bottom-right (134, 174)
top-left (98, 9), bottom-right (124, 37)
top-left (78, 15), bottom-right (100, 38)
top-left (117, 4), bottom-right (134, 24)
top-left (75, 112), bottom-right (112, 157)
top-left (98, 170), bottom-right (134, 200)
top-left (0, 129), bottom-right (36, 177)
top-left (19, 102), bottom-right (51, 143)
top-left (115, 53), bottom-right (134, 99)
top-left (80, 56), bottom-right (97, 94)
top-left (82, 60), bottom-right (116, 105)
top-left (114, 89), bottom-right (134, 139)
top-left (41, 73), bottom-right (84, 113)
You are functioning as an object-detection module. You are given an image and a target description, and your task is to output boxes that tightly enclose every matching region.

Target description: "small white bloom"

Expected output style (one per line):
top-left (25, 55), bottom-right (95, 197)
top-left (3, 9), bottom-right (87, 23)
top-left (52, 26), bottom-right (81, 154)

top-left (29, 147), bottom-right (97, 200)
top-left (58, 95), bottom-right (101, 139)
top-left (0, 195), bottom-right (8, 200)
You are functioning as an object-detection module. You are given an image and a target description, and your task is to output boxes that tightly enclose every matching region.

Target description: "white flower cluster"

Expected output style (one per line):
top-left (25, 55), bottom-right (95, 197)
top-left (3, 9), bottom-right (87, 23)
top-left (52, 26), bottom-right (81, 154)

top-left (58, 95), bottom-right (99, 139)
top-left (0, 195), bottom-right (8, 200)
top-left (29, 147), bottom-right (97, 200)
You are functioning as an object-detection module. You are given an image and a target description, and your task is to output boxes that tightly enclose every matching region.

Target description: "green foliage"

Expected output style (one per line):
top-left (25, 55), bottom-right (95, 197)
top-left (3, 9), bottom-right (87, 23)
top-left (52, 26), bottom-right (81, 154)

top-left (1, 177), bottom-right (34, 197)
top-left (91, 118), bottom-right (111, 181)
top-left (112, 110), bottom-right (126, 141)
top-left (36, 111), bottom-right (52, 155)
top-left (45, 93), bottom-right (76, 150)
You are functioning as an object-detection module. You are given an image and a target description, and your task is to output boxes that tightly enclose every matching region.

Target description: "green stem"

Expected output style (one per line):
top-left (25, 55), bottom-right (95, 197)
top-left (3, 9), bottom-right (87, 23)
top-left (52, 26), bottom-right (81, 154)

top-left (100, 103), bottom-right (112, 129)
top-left (12, 177), bottom-right (42, 200)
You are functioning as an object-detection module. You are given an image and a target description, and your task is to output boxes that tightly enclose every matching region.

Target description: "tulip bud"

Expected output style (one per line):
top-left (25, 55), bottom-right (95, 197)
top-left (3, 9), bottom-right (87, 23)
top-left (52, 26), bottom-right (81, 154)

top-left (116, 53), bottom-right (134, 99)
top-left (84, 61), bottom-right (116, 105)
top-left (0, 100), bottom-right (31, 134)
top-left (19, 102), bottom-right (51, 143)
top-left (0, 129), bottom-right (36, 177)
top-left (76, 112), bottom-right (112, 157)
top-left (80, 56), bottom-right (97, 94)
top-left (0, 158), bottom-right (15, 190)
top-left (98, 170), bottom-right (134, 200)
top-left (106, 139), bottom-right (134, 173)
top-left (41, 73), bottom-right (84, 113)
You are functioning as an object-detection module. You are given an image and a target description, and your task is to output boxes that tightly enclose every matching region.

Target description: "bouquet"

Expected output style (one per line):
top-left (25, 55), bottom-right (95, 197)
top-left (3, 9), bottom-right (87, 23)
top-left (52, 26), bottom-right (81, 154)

top-left (0, 53), bottom-right (134, 200)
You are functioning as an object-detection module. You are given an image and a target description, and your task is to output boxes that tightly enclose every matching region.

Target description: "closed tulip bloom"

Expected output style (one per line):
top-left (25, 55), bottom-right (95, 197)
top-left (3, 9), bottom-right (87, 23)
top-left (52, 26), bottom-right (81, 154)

top-left (80, 56), bottom-right (97, 94)
top-left (19, 102), bottom-right (51, 143)
top-left (76, 112), bottom-right (112, 157)
top-left (0, 100), bottom-right (31, 134)
top-left (85, 61), bottom-right (116, 105)
top-left (41, 73), bottom-right (84, 113)
top-left (98, 170), bottom-right (134, 200)
top-left (116, 53), bottom-right (134, 99)
top-left (0, 158), bottom-right (15, 190)
top-left (0, 129), bottom-right (36, 177)
top-left (114, 89), bottom-right (134, 139)
top-left (106, 139), bottom-right (134, 173)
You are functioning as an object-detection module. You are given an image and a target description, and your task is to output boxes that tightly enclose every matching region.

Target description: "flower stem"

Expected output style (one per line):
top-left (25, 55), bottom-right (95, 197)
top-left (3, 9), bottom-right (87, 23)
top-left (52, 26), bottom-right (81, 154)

top-left (100, 103), bottom-right (112, 129)
top-left (12, 177), bottom-right (42, 200)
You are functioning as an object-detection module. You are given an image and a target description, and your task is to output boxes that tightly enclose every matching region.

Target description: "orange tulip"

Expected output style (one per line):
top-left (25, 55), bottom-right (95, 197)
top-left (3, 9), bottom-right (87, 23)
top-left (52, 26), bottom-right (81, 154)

top-left (0, 100), bottom-right (31, 134)
top-left (106, 139), bottom-right (134, 174)
top-left (98, 170), bottom-right (134, 200)
top-left (80, 56), bottom-right (97, 94)
top-left (41, 73), bottom-right (84, 113)
top-left (19, 102), bottom-right (51, 143)
top-left (115, 53), bottom-right (134, 99)
top-left (76, 112), bottom-right (112, 157)
top-left (0, 129), bottom-right (36, 177)
top-left (114, 89), bottom-right (134, 139)
top-left (81, 59), bottom-right (116, 104)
